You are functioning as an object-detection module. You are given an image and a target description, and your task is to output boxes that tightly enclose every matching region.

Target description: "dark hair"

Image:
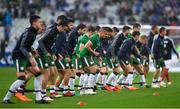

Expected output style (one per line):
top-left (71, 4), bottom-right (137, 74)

top-left (151, 25), bottom-right (158, 30)
top-left (94, 26), bottom-right (101, 31)
top-left (67, 17), bottom-right (74, 23)
top-left (57, 15), bottom-right (67, 22)
top-left (29, 15), bottom-right (41, 25)
top-left (87, 26), bottom-right (95, 32)
top-left (159, 27), bottom-right (166, 33)
top-left (122, 26), bottom-right (131, 32)
top-left (112, 27), bottom-right (119, 32)
top-left (132, 31), bottom-right (140, 37)
top-left (101, 27), bottom-right (113, 32)
top-left (57, 16), bottom-right (69, 26)
top-left (77, 24), bottom-right (86, 30)
top-left (133, 23), bottom-right (141, 29)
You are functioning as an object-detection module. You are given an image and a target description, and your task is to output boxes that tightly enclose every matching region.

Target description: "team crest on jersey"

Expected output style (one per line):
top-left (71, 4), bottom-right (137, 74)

top-left (79, 65), bottom-right (82, 68)
top-left (20, 67), bottom-right (24, 71)
top-left (45, 63), bottom-right (48, 67)
top-left (71, 64), bottom-right (74, 67)
top-left (125, 61), bottom-right (128, 64)
top-left (66, 64), bottom-right (69, 67)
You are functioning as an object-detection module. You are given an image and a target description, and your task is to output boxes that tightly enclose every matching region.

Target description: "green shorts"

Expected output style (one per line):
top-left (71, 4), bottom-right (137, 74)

top-left (71, 56), bottom-right (83, 70)
top-left (35, 57), bottom-right (44, 69)
top-left (99, 56), bottom-right (108, 67)
top-left (154, 58), bottom-right (165, 69)
top-left (13, 58), bottom-right (30, 72)
top-left (141, 59), bottom-right (149, 67)
top-left (106, 56), bottom-right (119, 68)
top-left (130, 57), bottom-right (141, 65)
top-left (81, 56), bottom-right (96, 67)
top-left (39, 54), bottom-right (55, 68)
top-left (119, 58), bottom-right (130, 66)
top-left (55, 57), bottom-right (73, 69)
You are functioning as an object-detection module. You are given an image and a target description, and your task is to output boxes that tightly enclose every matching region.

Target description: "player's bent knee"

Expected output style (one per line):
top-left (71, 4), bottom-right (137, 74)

top-left (18, 75), bottom-right (26, 80)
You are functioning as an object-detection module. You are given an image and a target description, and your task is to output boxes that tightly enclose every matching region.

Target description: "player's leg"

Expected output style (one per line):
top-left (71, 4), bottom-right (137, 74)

top-left (14, 70), bottom-right (33, 102)
top-left (152, 59), bottom-right (161, 88)
top-left (3, 59), bottom-right (27, 104)
top-left (132, 64), bottom-right (146, 86)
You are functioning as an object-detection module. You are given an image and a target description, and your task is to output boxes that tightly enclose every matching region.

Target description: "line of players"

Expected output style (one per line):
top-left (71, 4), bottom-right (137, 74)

top-left (3, 15), bottom-right (179, 104)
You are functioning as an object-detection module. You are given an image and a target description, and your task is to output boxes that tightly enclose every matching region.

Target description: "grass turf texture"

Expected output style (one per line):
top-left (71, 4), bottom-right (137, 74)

top-left (0, 67), bottom-right (180, 108)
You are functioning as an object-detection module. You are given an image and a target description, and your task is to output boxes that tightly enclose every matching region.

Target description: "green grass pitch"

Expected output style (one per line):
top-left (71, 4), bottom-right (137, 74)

top-left (0, 67), bottom-right (180, 108)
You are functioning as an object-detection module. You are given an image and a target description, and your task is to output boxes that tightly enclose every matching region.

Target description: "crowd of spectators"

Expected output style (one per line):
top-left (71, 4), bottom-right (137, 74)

top-left (0, 0), bottom-right (179, 26)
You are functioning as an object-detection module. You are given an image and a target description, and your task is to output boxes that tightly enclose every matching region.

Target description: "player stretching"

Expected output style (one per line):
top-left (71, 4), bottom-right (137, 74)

top-left (3, 15), bottom-right (49, 104)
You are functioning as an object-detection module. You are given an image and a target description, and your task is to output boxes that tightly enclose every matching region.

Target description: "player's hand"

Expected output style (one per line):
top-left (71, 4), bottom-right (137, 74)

top-left (33, 50), bottom-right (39, 57)
top-left (94, 52), bottom-right (100, 57)
top-left (29, 56), bottom-right (36, 66)
top-left (66, 57), bottom-right (71, 62)
top-left (57, 54), bottom-right (63, 61)
top-left (130, 55), bottom-right (135, 58)
top-left (52, 54), bottom-right (57, 61)
top-left (151, 55), bottom-right (154, 60)
top-left (142, 56), bottom-right (148, 60)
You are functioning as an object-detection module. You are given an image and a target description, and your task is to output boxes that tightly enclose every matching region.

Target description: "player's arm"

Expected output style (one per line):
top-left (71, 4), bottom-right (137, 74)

top-left (85, 40), bottom-right (99, 56)
top-left (20, 34), bottom-right (37, 66)
top-left (38, 39), bottom-right (49, 55)
top-left (20, 34), bottom-right (34, 59)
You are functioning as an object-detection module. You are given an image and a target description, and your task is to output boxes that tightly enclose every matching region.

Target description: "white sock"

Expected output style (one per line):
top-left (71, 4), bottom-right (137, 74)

top-left (79, 74), bottom-right (84, 87)
top-left (83, 74), bottom-right (89, 88)
top-left (69, 77), bottom-right (75, 91)
top-left (158, 76), bottom-right (162, 82)
top-left (117, 74), bottom-right (126, 83)
top-left (50, 85), bottom-right (55, 93)
top-left (41, 89), bottom-right (46, 97)
top-left (59, 79), bottom-right (64, 88)
top-left (106, 72), bottom-right (116, 85)
top-left (34, 75), bottom-right (43, 101)
top-left (96, 73), bottom-right (102, 84)
top-left (102, 74), bottom-right (108, 85)
top-left (87, 74), bottom-right (95, 88)
top-left (125, 73), bottom-right (133, 85)
top-left (94, 73), bottom-right (98, 86)
top-left (63, 86), bottom-right (69, 94)
top-left (3, 79), bottom-right (25, 101)
top-left (140, 74), bottom-right (146, 83)
top-left (113, 75), bottom-right (119, 86)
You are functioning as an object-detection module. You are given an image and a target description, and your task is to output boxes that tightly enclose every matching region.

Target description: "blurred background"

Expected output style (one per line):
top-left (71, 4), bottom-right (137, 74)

top-left (0, 0), bottom-right (180, 67)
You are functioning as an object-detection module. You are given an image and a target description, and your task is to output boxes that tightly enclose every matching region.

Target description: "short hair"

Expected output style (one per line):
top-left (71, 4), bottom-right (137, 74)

top-left (29, 15), bottom-right (41, 25)
top-left (132, 31), bottom-right (140, 37)
top-left (67, 17), bottom-right (74, 23)
top-left (159, 27), bottom-right (166, 33)
top-left (151, 25), bottom-right (158, 30)
top-left (101, 27), bottom-right (113, 32)
top-left (140, 35), bottom-right (148, 40)
top-left (57, 16), bottom-right (69, 26)
top-left (94, 26), bottom-right (101, 31)
top-left (57, 15), bottom-right (67, 22)
top-left (133, 23), bottom-right (141, 29)
top-left (112, 27), bottom-right (119, 32)
top-left (77, 24), bottom-right (86, 30)
top-left (122, 26), bottom-right (131, 32)
top-left (87, 26), bottom-right (95, 32)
